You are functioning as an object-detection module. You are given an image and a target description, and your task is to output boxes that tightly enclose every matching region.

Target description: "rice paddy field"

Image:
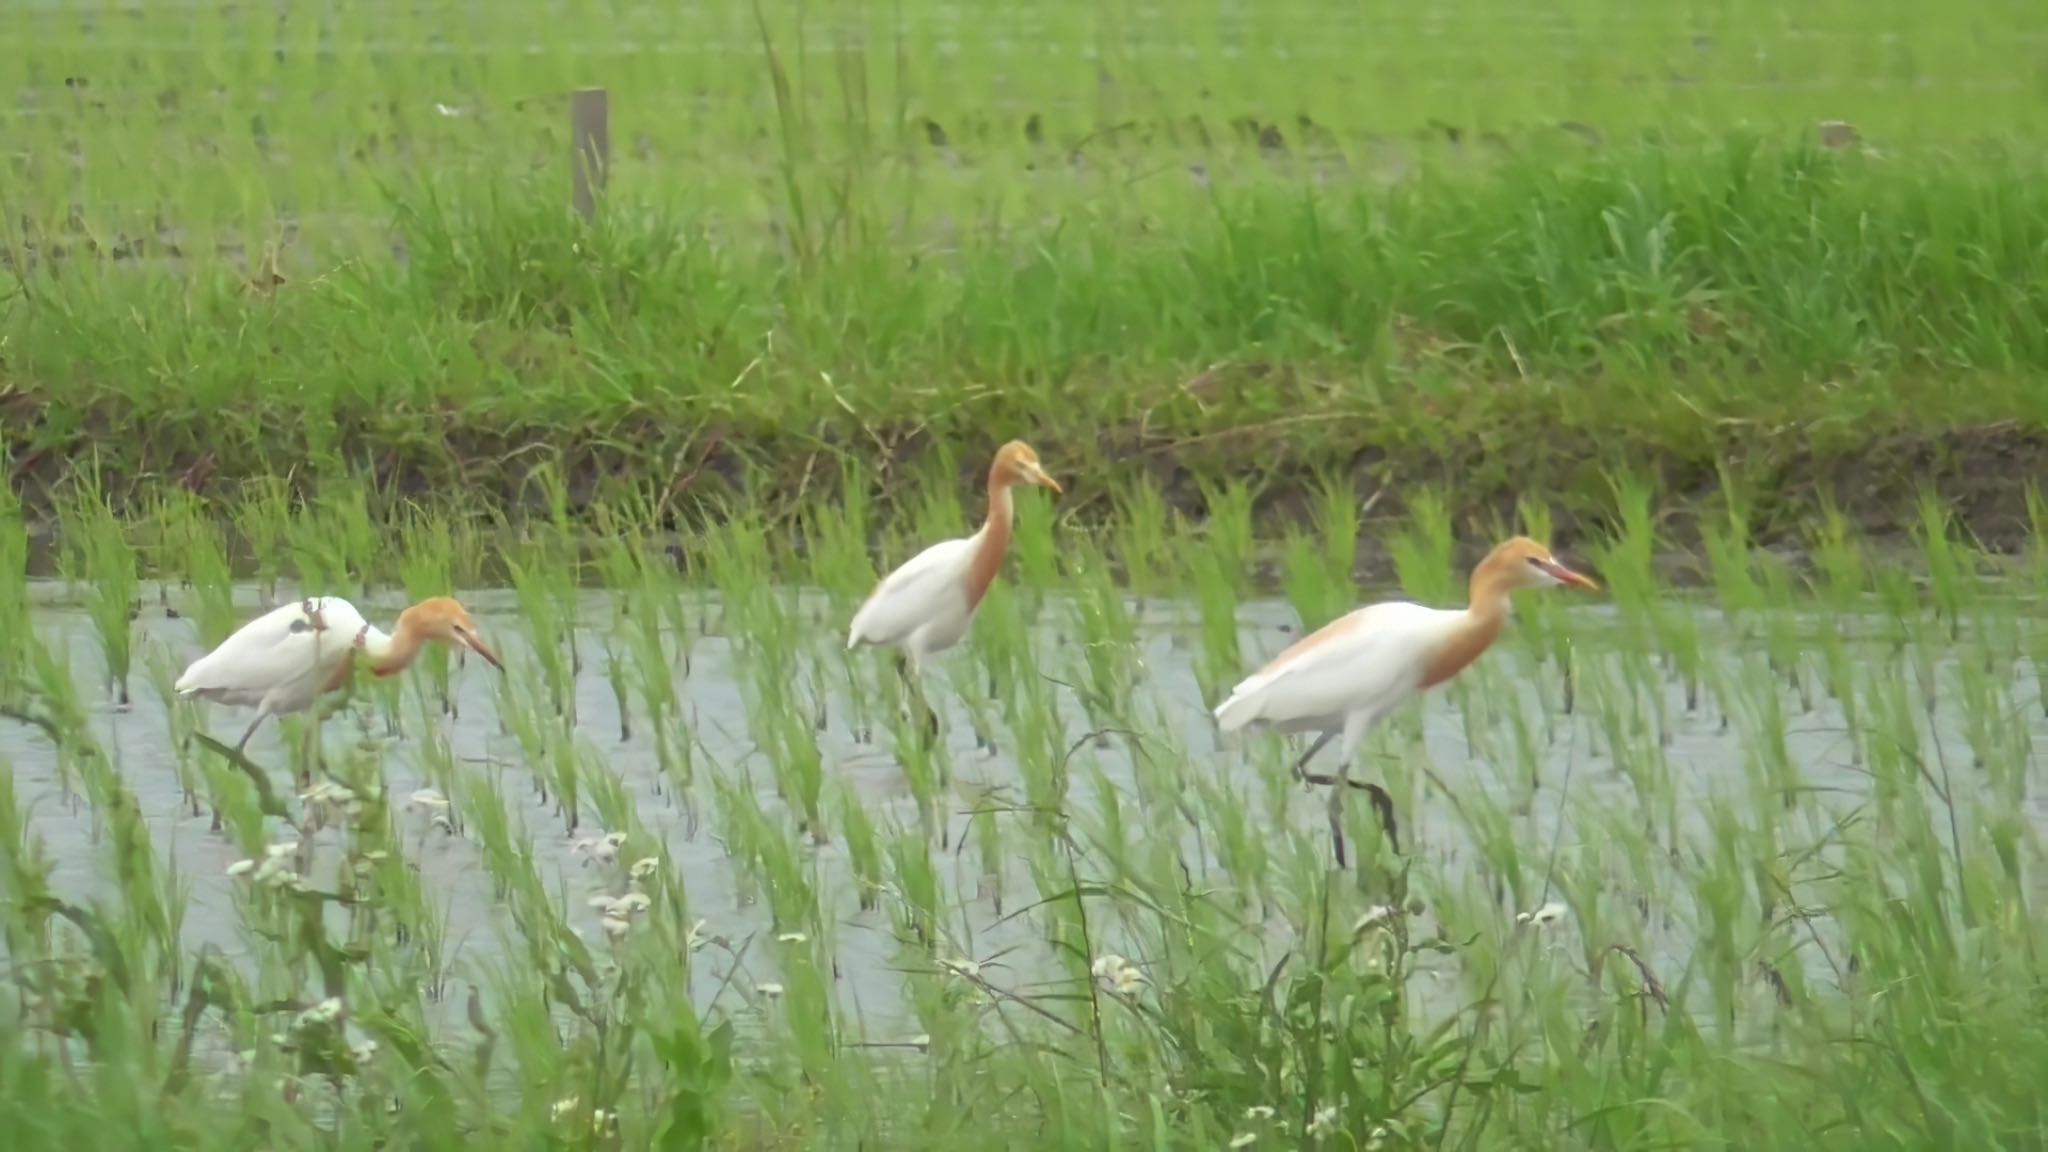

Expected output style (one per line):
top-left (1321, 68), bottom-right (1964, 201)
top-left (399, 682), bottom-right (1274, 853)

top-left (8, 0), bottom-right (2048, 1149)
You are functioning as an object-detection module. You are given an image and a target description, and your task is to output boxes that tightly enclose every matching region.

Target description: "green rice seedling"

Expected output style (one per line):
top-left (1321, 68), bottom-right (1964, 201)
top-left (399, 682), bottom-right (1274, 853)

top-left (805, 453), bottom-right (881, 606)
top-left (55, 477), bottom-right (139, 707)
top-left (998, 637), bottom-right (1077, 845)
top-left (1185, 478), bottom-right (1255, 717)
top-left (955, 572), bottom-right (1032, 755)
top-left (831, 778), bottom-right (887, 912)
top-left (1111, 471), bottom-right (1172, 606)
top-left (0, 750), bottom-right (55, 955)
top-left (232, 475), bottom-right (296, 606)
top-left (162, 497), bottom-right (242, 653)
top-left (504, 541), bottom-right (580, 729)
top-left (0, 492), bottom-right (30, 701)
top-left (282, 486), bottom-right (366, 601)
top-left (1275, 522), bottom-right (1343, 649)
top-left (1283, 470), bottom-right (1369, 630)
top-left (710, 517), bottom-right (831, 840)
top-left (497, 658), bottom-right (578, 831)
top-left (884, 823), bottom-right (945, 953)
top-left (1589, 474), bottom-right (1677, 737)
top-left (1066, 550), bottom-right (1142, 741)
top-left (718, 769), bottom-right (821, 940)
top-left (1915, 488), bottom-right (1976, 647)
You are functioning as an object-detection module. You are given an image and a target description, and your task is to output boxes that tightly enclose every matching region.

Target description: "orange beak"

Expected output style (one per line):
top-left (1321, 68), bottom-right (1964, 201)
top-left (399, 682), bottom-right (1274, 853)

top-left (457, 628), bottom-right (505, 670)
top-left (1038, 472), bottom-right (1064, 496)
top-left (1542, 559), bottom-right (1600, 592)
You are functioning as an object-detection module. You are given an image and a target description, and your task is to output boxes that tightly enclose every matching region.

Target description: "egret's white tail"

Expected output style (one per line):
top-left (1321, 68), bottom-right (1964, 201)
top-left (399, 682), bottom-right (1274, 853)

top-left (1211, 675), bottom-right (1270, 733)
top-left (172, 656), bottom-right (212, 697)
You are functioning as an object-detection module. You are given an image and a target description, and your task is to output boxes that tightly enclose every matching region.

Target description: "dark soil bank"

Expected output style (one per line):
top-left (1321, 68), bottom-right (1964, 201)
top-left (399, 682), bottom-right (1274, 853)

top-left (7, 394), bottom-right (2043, 586)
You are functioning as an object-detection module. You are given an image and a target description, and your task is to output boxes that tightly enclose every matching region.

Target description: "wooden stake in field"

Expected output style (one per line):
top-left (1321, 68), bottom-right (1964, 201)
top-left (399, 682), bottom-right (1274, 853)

top-left (571, 87), bottom-right (610, 221)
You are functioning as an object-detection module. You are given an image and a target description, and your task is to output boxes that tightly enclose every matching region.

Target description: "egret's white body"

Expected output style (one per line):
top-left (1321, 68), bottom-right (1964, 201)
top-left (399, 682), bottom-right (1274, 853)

top-left (176, 594), bottom-right (498, 756)
top-left (846, 533), bottom-right (990, 672)
top-left (1212, 536), bottom-right (1599, 864)
top-left (175, 596), bottom-right (379, 750)
top-left (846, 440), bottom-right (1063, 672)
top-left (1214, 599), bottom-right (1474, 761)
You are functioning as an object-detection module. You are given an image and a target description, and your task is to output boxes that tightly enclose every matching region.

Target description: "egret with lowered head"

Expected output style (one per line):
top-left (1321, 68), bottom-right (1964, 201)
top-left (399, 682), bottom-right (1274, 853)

top-left (847, 440), bottom-right (1063, 743)
top-left (176, 595), bottom-right (503, 775)
top-left (1212, 535), bottom-right (1599, 866)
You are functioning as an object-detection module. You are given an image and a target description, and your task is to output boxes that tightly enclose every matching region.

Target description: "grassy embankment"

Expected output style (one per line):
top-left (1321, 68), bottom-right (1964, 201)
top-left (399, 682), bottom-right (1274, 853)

top-left (5, 0), bottom-right (2048, 567)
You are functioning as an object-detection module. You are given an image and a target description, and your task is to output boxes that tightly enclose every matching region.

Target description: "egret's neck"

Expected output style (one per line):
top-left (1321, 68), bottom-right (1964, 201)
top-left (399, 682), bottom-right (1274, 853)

top-left (1419, 563), bottom-right (1516, 690)
top-left (364, 619), bottom-right (423, 677)
top-left (1464, 559), bottom-right (1520, 620)
top-left (964, 479), bottom-right (1018, 609)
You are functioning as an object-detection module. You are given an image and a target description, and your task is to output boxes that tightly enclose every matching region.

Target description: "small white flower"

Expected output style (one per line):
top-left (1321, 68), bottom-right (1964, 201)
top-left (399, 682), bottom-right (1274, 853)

top-left (600, 916), bottom-right (632, 940)
top-left (1307, 1105), bottom-right (1340, 1138)
top-left (1366, 1124), bottom-right (1389, 1151)
top-left (349, 1038), bottom-right (378, 1062)
top-left (757, 982), bottom-right (784, 999)
top-left (775, 932), bottom-right (808, 944)
top-left (300, 781), bottom-right (355, 806)
top-left (225, 859), bottom-right (256, 877)
top-left (1245, 1105), bottom-right (1276, 1121)
top-left (255, 853), bottom-right (299, 887)
top-left (586, 894), bottom-right (617, 910)
top-left (293, 997), bottom-right (343, 1031)
top-left (551, 1096), bottom-right (580, 1120)
top-left (408, 788), bottom-right (449, 809)
top-left (602, 831), bottom-right (629, 849)
top-left (629, 856), bottom-right (660, 880)
top-left (1516, 900), bottom-right (1568, 928)
top-left (589, 841), bottom-right (618, 865)
top-left (264, 840), bottom-right (300, 859)
top-left (607, 892), bottom-right (652, 918)
top-left (1091, 953), bottom-right (1146, 995)
top-left (684, 918), bottom-right (709, 952)
top-left (1229, 1133), bottom-right (1258, 1149)
top-left (1353, 905), bottom-right (1396, 933)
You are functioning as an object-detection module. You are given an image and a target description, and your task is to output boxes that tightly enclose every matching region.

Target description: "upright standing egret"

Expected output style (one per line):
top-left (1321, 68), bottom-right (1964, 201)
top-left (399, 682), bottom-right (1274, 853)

top-left (1212, 535), bottom-right (1599, 866)
top-left (847, 439), bottom-right (1062, 743)
top-left (177, 595), bottom-right (503, 777)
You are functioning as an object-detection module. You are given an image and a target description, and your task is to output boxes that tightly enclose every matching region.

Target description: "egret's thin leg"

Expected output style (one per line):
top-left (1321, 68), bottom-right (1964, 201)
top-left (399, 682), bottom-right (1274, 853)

top-left (1289, 732), bottom-right (1334, 785)
top-left (299, 720), bottom-right (316, 789)
top-left (896, 652), bottom-right (940, 746)
top-left (235, 711), bottom-right (269, 753)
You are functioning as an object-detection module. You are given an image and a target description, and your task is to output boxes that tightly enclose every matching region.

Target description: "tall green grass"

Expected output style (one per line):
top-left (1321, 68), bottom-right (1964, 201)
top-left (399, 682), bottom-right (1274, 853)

top-left (9, 136), bottom-right (2048, 542)
top-left (5, 466), bottom-right (2048, 1149)
top-left (7, 2), bottom-right (2048, 536)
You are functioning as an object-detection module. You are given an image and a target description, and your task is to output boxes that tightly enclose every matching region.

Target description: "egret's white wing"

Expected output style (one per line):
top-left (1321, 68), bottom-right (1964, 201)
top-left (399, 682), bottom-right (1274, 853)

top-left (846, 535), bottom-right (978, 649)
top-left (175, 596), bottom-right (368, 704)
top-left (1213, 600), bottom-right (1460, 732)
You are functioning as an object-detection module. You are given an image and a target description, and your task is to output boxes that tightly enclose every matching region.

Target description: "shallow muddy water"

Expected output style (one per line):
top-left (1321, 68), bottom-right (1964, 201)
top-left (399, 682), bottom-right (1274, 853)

top-left (4, 577), bottom-right (2038, 1041)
